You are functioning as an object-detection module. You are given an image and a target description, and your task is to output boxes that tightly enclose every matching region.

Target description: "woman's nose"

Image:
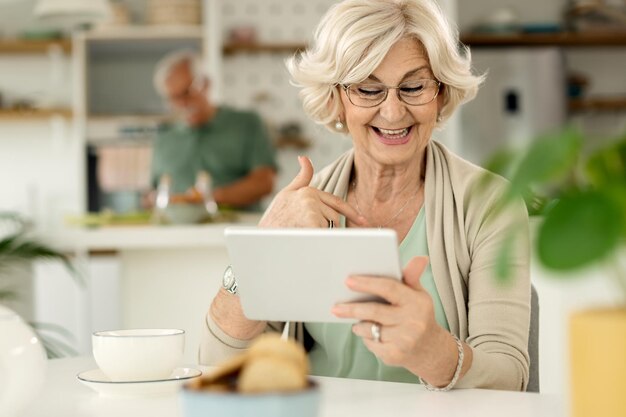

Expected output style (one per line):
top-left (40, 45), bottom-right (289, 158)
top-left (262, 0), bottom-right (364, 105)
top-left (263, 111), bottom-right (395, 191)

top-left (378, 89), bottom-right (407, 123)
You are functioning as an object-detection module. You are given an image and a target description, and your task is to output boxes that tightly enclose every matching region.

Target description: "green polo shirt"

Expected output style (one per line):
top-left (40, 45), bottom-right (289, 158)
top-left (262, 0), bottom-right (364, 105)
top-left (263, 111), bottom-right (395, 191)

top-left (150, 107), bottom-right (277, 210)
top-left (305, 207), bottom-right (450, 383)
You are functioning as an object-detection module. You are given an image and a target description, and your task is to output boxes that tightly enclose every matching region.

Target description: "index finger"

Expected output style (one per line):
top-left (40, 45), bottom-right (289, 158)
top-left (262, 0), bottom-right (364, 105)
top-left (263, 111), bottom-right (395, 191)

top-left (319, 192), bottom-right (368, 226)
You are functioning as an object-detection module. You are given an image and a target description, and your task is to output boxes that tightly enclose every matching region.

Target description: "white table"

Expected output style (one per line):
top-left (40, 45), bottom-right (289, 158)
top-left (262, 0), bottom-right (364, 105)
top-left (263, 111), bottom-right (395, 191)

top-left (22, 357), bottom-right (564, 417)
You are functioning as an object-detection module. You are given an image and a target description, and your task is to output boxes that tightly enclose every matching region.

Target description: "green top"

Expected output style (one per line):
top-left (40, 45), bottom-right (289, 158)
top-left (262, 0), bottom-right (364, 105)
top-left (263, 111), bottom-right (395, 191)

top-left (305, 207), bottom-right (450, 383)
top-left (150, 107), bottom-right (277, 210)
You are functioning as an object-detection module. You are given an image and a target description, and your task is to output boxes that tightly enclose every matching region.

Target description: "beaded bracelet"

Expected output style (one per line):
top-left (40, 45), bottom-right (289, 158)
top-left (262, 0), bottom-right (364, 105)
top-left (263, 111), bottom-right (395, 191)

top-left (419, 334), bottom-right (464, 392)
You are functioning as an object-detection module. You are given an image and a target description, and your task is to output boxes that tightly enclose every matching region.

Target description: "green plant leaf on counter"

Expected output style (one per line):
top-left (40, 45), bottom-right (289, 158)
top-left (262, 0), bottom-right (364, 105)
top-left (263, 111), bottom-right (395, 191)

top-left (30, 321), bottom-right (78, 359)
top-left (0, 235), bottom-right (79, 283)
top-left (0, 289), bottom-right (17, 300)
top-left (585, 135), bottom-right (626, 188)
top-left (481, 128), bottom-right (583, 216)
top-left (485, 125), bottom-right (626, 296)
top-left (506, 127), bottom-right (583, 200)
top-left (1, 212), bottom-right (81, 358)
top-left (538, 191), bottom-right (623, 271)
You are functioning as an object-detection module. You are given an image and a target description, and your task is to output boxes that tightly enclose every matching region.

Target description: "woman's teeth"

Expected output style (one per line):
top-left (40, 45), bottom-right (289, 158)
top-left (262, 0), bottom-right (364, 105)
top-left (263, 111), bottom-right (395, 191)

top-left (377, 127), bottom-right (409, 138)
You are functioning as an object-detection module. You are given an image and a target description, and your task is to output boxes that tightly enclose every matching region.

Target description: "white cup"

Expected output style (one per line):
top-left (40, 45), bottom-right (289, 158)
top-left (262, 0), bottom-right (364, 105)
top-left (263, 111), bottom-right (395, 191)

top-left (92, 329), bottom-right (185, 382)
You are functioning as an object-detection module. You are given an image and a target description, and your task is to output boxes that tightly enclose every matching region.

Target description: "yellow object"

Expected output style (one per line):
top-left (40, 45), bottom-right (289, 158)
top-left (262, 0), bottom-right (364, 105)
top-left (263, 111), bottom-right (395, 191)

top-left (570, 308), bottom-right (626, 417)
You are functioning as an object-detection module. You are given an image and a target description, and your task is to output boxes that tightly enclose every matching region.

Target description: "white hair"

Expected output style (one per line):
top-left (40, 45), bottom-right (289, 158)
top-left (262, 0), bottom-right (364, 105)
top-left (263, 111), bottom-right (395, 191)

top-left (286, 0), bottom-right (485, 132)
top-left (153, 50), bottom-right (206, 96)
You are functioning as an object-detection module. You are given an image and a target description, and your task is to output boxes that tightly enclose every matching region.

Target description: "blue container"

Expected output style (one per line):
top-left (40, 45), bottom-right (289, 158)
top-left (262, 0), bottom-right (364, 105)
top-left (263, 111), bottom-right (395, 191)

top-left (180, 382), bottom-right (320, 417)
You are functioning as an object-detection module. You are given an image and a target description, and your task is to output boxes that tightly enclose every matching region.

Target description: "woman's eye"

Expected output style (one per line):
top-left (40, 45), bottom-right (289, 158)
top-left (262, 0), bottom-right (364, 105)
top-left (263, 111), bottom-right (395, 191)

top-left (401, 84), bottom-right (425, 94)
top-left (356, 86), bottom-right (384, 96)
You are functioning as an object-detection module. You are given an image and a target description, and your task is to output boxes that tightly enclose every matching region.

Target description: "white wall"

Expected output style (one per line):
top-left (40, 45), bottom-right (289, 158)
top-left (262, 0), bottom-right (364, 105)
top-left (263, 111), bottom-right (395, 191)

top-left (0, 120), bottom-right (82, 229)
top-left (0, 9), bottom-right (79, 229)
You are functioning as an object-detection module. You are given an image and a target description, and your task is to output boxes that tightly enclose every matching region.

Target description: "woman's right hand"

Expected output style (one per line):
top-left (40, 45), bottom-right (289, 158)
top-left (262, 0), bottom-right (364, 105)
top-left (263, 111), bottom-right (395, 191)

top-left (259, 156), bottom-right (367, 228)
top-left (210, 288), bottom-right (267, 340)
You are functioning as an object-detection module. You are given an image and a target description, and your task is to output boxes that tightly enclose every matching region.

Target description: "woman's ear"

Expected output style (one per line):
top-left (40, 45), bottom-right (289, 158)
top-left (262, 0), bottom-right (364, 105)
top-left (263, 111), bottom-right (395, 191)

top-left (437, 84), bottom-right (445, 109)
top-left (436, 84), bottom-right (446, 121)
top-left (326, 86), bottom-right (346, 128)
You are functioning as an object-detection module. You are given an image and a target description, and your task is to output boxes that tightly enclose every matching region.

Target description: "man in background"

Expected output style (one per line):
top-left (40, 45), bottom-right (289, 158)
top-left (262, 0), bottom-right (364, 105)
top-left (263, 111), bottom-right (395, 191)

top-left (151, 50), bottom-right (277, 211)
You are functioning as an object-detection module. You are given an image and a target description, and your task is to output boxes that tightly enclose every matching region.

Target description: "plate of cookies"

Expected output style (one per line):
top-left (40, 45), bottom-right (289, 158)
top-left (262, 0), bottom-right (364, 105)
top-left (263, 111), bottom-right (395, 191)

top-left (180, 334), bottom-right (320, 417)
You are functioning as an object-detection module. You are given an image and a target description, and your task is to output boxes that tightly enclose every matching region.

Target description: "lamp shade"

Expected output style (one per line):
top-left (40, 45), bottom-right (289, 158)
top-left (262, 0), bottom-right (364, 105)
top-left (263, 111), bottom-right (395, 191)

top-left (34, 0), bottom-right (112, 25)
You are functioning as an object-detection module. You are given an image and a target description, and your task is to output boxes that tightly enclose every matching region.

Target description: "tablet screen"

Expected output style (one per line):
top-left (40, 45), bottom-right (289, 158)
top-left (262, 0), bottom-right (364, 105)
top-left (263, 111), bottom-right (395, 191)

top-left (224, 227), bottom-right (402, 323)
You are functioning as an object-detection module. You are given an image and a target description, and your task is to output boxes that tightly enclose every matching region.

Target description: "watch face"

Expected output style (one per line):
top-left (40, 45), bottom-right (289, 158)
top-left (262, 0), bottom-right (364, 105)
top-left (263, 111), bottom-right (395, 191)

top-left (223, 266), bottom-right (235, 288)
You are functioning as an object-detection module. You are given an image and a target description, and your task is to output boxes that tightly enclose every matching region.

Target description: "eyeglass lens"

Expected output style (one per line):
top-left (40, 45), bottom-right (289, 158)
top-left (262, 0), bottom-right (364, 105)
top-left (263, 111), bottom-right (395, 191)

top-left (346, 79), bottom-right (439, 107)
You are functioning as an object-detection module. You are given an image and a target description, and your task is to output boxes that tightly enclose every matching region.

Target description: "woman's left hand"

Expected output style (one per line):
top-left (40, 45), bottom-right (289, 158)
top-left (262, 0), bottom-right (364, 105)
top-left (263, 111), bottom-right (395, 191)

top-left (331, 256), bottom-right (441, 370)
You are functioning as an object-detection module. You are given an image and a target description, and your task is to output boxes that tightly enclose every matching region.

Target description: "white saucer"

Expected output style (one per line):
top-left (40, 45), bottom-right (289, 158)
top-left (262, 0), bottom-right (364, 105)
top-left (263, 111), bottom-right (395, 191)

top-left (77, 367), bottom-right (202, 398)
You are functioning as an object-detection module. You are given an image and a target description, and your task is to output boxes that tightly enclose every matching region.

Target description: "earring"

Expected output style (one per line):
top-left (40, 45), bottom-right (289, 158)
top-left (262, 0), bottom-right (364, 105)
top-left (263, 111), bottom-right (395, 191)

top-left (436, 114), bottom-right (443, 123)
top-left (335, 120), bottom-right (344, 130)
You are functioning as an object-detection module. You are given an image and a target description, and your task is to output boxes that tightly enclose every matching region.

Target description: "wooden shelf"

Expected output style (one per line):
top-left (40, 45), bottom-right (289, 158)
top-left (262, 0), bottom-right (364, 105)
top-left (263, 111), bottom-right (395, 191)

top-left (569, 97), bottom-right (626, 112)
top-left (223, 42), bottom-right (306, 55)
top-left (0, 39), bottom-right (72, 54)
top-left (461, 32), bottom-right (626, 47)
top-left (85, 26), bottom-right (203, 41)
top-left (0, 109), bottom-right (73, 120)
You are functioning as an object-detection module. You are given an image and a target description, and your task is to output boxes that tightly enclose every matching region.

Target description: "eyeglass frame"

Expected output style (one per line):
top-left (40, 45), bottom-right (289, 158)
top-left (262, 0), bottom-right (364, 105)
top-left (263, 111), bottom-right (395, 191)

top-left (340, 79), bottom-right (442, 108)
top-left (164, 76), bottom-right (206, 105)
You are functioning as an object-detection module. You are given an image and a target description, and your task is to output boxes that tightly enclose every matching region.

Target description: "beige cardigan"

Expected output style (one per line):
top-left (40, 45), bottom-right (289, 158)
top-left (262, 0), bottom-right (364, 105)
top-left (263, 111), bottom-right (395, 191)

top-left (200, 140), bottom-right (531, 391)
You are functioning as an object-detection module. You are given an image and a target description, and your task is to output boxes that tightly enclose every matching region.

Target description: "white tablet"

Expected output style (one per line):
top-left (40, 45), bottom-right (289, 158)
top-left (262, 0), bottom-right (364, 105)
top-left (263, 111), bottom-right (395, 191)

top-left (224, 227), bottom-right (402, 323)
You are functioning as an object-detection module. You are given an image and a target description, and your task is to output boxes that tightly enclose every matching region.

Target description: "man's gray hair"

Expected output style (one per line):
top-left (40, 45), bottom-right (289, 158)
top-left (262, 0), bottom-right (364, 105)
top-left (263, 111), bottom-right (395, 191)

top-left (153, 49), bottom-right (206, 96)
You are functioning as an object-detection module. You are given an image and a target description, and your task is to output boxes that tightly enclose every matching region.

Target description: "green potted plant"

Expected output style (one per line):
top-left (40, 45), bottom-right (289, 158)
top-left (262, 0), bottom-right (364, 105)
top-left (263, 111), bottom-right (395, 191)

top-left (487, 127), bottom-right (626, 417)
top-left (0, 212), bottom-right (79, 357)
top-left (0, 212), bottom-right (80, 415)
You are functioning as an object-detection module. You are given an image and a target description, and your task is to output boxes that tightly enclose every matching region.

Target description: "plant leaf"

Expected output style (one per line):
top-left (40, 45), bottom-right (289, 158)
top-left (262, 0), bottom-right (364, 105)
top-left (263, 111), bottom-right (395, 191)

top-left (0, 235), bottom-right (82, 285)
top-left (30, 321), bottom-right (78, 358)
top-left (0, 289), bottom-right (17, 300)
top-left (495, 229), bottom-right (516, 283)
top-left (482, 148), bottom-right (519, 180)
top-left (507, 127), bottom-right (583, 199)
top-left (538, 191), bottom-right (623, 270)
top-left (585, 135), bottom-right (626, 188)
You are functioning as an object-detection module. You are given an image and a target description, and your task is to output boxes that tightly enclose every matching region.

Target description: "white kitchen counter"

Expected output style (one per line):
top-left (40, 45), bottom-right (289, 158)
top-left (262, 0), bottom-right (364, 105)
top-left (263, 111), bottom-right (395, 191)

top-left (35, 216), bottom-right (624, 398)
top-left (35, 213), bottom-right (263, 363)
top-left (22, 356), bottom-right (564, 417)
top-left (46, 213), bottom-right (262, 251)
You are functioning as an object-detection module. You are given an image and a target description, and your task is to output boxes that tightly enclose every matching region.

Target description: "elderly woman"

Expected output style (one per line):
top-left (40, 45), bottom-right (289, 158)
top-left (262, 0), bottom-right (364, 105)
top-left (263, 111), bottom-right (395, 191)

top-left (201, 0), bottom-right (530, 391)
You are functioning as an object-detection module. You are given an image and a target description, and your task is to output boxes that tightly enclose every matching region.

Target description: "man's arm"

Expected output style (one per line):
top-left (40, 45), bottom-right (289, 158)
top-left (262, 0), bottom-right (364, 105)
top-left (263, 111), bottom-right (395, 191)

top-left (213, 166), bottom-right (276, 207)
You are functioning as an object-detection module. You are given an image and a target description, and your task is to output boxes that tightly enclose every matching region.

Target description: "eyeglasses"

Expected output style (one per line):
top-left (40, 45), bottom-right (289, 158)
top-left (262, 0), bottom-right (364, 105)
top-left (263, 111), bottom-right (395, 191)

top-left (166, 77), bottom-right (204, 104)
top-left (342, 79), bottom-right (441, 108)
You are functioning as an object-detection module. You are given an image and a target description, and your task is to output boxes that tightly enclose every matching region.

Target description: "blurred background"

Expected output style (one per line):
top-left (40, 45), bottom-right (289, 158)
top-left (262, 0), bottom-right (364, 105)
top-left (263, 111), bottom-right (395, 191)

top-left (1, 0), bottom-right (625, 400)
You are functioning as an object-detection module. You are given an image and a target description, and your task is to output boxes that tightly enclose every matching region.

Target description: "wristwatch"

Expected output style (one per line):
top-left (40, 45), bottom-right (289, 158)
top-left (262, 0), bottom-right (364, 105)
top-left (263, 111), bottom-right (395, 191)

top-left (222, 265), bottom-right (238, 295)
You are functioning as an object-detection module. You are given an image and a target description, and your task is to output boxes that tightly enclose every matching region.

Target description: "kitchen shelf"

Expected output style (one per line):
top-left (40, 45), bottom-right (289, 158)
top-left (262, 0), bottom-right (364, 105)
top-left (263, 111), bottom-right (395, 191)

top-left (461, 32), bottom-right (626, 47)
top-left (86, 25), bottom-right (203, 40)
top-left (222, 42), bottom-right (306, 55)
top-left (0, 109), bottom-right (73, 120)
top-left (87, 114), bottom-right (170, 121)
top-left (569, 97), bottom-right (626, 112)
top-left (0, 39), bottom-right (72, 54)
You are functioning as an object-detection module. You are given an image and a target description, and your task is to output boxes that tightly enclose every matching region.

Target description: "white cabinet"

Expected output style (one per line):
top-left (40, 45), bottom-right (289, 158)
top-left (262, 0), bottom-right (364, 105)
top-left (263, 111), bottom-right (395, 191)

top-left (37, 215), bottom-right (261, 361)
top-left (81, 27), bottom-right (203, 119)
top-left (33, 255), bottom-right (121, 356)
top-left (78, 27), bottom-right (203, 137)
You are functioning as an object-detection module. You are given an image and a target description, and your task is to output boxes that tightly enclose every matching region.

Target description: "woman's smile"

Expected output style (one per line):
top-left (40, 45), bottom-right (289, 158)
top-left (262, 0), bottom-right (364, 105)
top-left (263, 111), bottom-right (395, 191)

top-left (370, 125), bottom-right (414, 145)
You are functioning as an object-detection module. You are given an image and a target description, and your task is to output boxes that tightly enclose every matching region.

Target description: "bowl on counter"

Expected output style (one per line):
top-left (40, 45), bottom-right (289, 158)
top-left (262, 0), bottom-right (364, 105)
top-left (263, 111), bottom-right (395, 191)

top-left (162, 203), bottom-right (210, 224)
top-left (179, 380), bottom-right (320, 417)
